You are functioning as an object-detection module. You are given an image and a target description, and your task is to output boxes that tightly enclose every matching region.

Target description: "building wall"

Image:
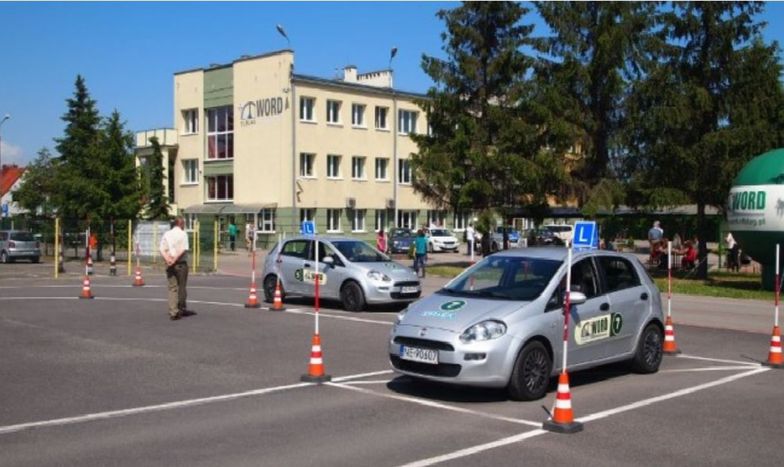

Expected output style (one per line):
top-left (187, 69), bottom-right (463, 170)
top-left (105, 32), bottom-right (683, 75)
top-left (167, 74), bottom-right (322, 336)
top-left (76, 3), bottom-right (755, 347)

top-left (174, 70), bottom-right (205, 212)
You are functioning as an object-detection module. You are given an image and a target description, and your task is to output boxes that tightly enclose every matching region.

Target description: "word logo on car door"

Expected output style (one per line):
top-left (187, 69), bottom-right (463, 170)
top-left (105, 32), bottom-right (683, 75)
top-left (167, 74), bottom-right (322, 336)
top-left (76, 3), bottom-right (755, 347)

top-left (575, 313), bottom-right (623, 345)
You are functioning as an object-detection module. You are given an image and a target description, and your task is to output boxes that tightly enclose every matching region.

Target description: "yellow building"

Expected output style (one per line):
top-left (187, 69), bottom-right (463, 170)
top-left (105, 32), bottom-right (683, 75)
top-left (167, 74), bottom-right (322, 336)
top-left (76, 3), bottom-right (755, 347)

top-left (136, 49), bottom-right (474, 244)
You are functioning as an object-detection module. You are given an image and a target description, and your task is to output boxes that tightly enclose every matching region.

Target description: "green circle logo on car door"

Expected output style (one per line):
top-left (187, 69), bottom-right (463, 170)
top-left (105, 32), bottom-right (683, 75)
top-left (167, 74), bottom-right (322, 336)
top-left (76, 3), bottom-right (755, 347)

top-left (440, 300), bottom-right (466, 311)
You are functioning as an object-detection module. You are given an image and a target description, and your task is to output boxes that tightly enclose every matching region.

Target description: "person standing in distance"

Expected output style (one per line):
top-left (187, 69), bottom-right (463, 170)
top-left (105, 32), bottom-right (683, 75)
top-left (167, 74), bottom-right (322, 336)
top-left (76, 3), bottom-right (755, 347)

top-left (376, 227), bottom-right (387, 254)
top-left (160, 216), bottom-right (191, 321)
top-left (465, 223), bottom-right (475, 256)
top-left (228, 221), bottom-right (238, 252)
top-left (414, 229), bottom-right (428, 278)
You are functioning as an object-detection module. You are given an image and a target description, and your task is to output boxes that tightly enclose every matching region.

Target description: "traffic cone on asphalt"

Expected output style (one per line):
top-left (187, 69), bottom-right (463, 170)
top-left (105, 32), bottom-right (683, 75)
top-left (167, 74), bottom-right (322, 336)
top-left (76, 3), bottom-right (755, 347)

top-left (272, 281), bottom-right (285, 311)
top-left (133, 267), bottom-right (145, 287)
top-left (663, 316), bottom-right (681, 355)
top-left (300, 333), bottom-right (331, 383)
top-left (764, 325), bottom-right (783, 368)
top-left (79, 275), bottom-right (94, 299)
top-left (109, 253), bottom-right (117, 276)
top-left (245, 281), bottom-right (261, 308)
top-left (542, 372), bottom-right (583, 434)
top-left (87, 256), bottom-right (94, 275)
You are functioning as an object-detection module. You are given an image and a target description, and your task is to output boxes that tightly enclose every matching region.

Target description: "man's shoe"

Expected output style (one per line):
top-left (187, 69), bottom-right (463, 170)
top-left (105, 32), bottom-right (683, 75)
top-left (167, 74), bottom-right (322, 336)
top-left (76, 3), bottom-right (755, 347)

top-left (180, 309), bottom-right (197, 317)
top-left (170, 313), bottom-right (181, 321)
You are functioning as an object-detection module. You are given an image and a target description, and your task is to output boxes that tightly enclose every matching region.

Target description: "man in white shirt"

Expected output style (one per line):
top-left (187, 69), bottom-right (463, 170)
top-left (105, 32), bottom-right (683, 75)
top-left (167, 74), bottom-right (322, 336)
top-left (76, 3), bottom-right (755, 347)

top-left (465, 223), bottom-right (475, 255)
top-left (159, 217), bottom-right (191, 320)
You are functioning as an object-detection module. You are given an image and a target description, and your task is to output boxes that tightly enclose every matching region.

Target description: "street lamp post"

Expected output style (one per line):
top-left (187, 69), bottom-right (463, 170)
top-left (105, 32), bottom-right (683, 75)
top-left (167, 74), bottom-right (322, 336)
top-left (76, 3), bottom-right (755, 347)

top-left (0, 114), bottom-right (10, 172)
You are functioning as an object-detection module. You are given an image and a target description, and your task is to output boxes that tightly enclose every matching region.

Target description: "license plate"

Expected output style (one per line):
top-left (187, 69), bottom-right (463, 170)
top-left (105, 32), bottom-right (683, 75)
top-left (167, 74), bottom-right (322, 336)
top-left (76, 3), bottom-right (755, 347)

top-left (401, 286), bottom-right (419, 293)
top-left (399, 345), bottom-right (438, 364)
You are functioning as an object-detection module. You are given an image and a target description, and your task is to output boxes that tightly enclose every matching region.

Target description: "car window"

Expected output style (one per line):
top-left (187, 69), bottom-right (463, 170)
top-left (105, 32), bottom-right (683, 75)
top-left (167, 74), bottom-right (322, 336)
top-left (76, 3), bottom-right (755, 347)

top-left (569, 258), bottom-right (600, 298)
top-left (333, 240), bottom-right (389, 263)
top-left (281, 240), bottom-right (309, 259)
top-left (443, 257), bottom-right (560, 300)
top-left (392, 229), bottom-right (412, 238)
top-left (429, 229), bottom-right (449, 237)
top-left (316, 242), bottom-right (343, 266)
top-left (598, 256), bottom-right (640, 292)
top-left (10, 232), bottom-right (34, 241)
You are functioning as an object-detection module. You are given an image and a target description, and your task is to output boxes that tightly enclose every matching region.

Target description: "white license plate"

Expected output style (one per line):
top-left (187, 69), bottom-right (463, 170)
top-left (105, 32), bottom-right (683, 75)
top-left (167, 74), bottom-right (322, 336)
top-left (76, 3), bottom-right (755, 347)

top-left (399, 345), bottom-right (438, 364)
top-left (401, 286), bottom-right (419, 293)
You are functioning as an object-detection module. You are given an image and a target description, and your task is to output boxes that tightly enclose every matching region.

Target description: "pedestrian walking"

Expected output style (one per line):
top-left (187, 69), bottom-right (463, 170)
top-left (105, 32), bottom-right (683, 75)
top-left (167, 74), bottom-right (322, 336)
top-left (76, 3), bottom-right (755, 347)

top-left (414, 229), bottom-right (428, 278)
top-left (228, 221), bottom-right (238, 252)
top-left (376, 227), bottom-right (388, 254)
top-left (159, 216), bottom-right (193, 321)
top-left (465, 223), bottom-right (475, 256)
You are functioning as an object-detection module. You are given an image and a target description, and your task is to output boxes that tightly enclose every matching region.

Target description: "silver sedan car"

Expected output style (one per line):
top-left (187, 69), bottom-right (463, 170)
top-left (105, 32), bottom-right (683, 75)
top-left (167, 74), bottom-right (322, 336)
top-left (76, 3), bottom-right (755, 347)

top-left (262, 236), bottom-right (421, 311)
top-left (389, 247), bottom-right (664, 400)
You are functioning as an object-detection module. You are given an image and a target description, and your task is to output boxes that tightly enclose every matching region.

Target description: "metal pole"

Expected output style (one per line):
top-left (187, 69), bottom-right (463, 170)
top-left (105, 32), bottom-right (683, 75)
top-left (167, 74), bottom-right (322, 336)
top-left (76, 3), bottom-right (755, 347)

top-left (153, 224), bottom-right (158, 264)
top-left (776, 243), bottom-right (780, 328)
top-left (315, 237), bottom-right (320, 335)
top-left (54, 217), bottom-right (60, 279)
top-left (667, 241), bottom-right (672, 319)
top-left (213, 219), bottom-right (218, 272)
top-left (0, 114), bottom-right (10, 172)
top-left (561, 247), bottom-right (573, 373)
top-left (192, 226), bottom-right (197, 274)
top-left (127, 220), bottom-right (132, 276)
top-left (291, 70), bottom-right (298, 233)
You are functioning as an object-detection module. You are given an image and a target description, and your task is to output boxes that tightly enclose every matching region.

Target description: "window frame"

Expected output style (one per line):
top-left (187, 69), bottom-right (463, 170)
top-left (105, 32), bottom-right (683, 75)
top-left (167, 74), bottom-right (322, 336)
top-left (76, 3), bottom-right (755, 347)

top-left (397, 158), bottom-right (412, 185)
top-left (182, 108), bottom-right (199, 135)
top-left (258, 209), bottom-right (276, 233)
top-left (326, 208), bottom-right (342, 233)
top-left (206, 106), bottom-right (234, 160)
top-left (182, 159), bottom-right (199, 185)
top-left (375, 157), bottom-right (389, 181)
top-left (327, 154), bottom-right (342, 179)
top-left (351, 209), bottom-right (366, 232)
top-left (375, 106), bottom-right (389, 130)
top-left (205, 174), bottom-right (234, 202)
top-left (397, 210), bottom-right (417, 230)
top-left (351, 156), bottom-right (366, 180)
top-left (299, 153), bottom-right (316, 178)
top-left (398, 109), bottom-right (418, 135)
top-left (300, 96), bottom-right (316, 122)
top-left (326, 99), bottom-right (342, 124)
top-left (375, 210), bottom-right (387, 232)
top-left (351, 103), bottom-right (366, 127)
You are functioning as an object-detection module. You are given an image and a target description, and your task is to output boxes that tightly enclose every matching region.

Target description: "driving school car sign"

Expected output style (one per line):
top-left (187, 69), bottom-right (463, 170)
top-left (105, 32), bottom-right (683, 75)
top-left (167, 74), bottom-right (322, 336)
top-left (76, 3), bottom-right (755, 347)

top-left (572, 221), bottom-right (599, 250)
top-left (575, 313), bottom-right (623, 345)
top-left (295, 268), bottom-right (327, 285)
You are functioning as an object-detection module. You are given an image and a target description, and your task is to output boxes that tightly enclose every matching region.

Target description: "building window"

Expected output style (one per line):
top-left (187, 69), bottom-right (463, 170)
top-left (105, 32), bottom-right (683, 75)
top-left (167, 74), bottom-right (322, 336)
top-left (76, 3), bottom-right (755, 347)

top-left (258, 209), bottom-right (276, 233)
top-left (398, 110), bottom-right (418, 135)
top-left (352, 104), bottom-right (366, 127)
top-left (300, 97), bottom-right (315, 121)
top-left (182, 109), bottom-right (198, 134)
top-left (375, 106), bottom-right (388, 130)
top-left (375, 210), bottom-right (387, 232)
top-left (351, 156), bottom-right (366, 180)
top-left (453, 211), bottom-right (471, 230)
top-left (327, 209), bottom-right (342, 232)
top-left (326, 100), bottom-right (342, 124)
top-left (327, 154), bottom-right (341, 179)
top-left (398, 159), bottom-right (412, 184)
top-left (206, 175), bottom-right (233, 201)
top-left (427, 210), bottom-right (446, 228)
top-left (300, 153), bottom-right (315, 178)
top-left (182, 159), bottom-right (198, 184)
top-left (375, 157), bottom-right (389, 180)
top-left (397, 210), bottom-right (417, 230)
top-left (299, 208), bottom-right (315, 224)
top-left (207, 106), bottom-right (234, 160)
top-left (351, 209), bottom-right (366, 232)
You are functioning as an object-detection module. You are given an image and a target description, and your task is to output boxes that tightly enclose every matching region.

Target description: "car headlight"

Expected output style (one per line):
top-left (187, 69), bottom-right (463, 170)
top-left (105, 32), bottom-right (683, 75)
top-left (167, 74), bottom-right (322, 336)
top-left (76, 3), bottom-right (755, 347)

top-left (395, 307), bottom-right (409, 325)
top-left (459, 320), bottom-right (507, 344)
top-left (367, 270), bottom-right (392, 282)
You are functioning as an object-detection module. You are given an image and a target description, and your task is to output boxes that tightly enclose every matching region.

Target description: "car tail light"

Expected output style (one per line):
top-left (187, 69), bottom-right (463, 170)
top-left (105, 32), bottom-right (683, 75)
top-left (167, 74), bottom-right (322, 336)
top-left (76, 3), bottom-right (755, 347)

top-left (8, 241), bottom-right (15, 248)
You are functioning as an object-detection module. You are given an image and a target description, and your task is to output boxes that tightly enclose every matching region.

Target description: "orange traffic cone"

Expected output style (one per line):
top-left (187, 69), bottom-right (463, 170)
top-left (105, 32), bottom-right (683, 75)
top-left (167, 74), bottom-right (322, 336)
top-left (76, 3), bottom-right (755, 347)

top-left (133, 267), bottom-right (145, 287)
top-left (542, 372), bottom-right (583, 434)
top-left (87, 256), bottom-right (94, 276)
top-left (300, 333), bottom-right (331, 383)
top-left (663, 316), bottom-right (680, 355)
top-left (764, 325), bottom-right (783, 368)
top-left (79, 275), bottom-right (94, 299)
top-left (272, 281), bottom-right (285, 311)
top-left (245, 281), bottom-right (261, 308)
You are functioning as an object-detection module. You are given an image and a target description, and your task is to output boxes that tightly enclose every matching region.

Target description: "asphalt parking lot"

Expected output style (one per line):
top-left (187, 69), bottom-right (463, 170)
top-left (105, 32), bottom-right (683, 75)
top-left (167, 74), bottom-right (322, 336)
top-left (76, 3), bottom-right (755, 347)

top-left (1, 259), bottom-right (782, 466)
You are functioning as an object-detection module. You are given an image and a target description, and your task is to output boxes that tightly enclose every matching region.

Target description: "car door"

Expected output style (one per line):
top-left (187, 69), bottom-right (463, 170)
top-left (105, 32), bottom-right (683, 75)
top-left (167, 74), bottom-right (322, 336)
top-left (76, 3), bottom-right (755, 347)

top-left (278, 239), bottom-right (310, 296)
top-left (596, 255), bottom-right (650, 356)
top-left (309, 240), bottom-right (345, 300)
top-left (565, 257), bottom-right (611, 367)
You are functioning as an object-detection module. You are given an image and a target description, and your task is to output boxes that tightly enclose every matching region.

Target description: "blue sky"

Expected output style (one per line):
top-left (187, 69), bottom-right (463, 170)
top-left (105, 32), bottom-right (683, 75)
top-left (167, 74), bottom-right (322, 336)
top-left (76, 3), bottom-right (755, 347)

top-left (1, 1), bottom-right (783, 166)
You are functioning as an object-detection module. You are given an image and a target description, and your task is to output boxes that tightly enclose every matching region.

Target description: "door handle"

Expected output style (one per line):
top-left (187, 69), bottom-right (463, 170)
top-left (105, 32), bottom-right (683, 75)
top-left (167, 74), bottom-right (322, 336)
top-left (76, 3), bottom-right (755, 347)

top-left (304, 263), bottom-right (312, 268)
top-left (600, 303), bottom-right (609, 311)
top-left (640, 292), bottom-right (649, 300)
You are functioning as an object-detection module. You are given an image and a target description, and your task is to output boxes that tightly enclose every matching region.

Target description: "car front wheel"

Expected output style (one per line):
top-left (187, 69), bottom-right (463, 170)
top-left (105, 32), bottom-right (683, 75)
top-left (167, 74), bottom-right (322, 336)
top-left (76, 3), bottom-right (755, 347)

top-left (508, 340), bottom-right (552, 401)
top-left (263, 275), bottom-right (283, 303)
top-left (341, 281), bottom-right (366, 312)
top-left (631, 323), bottom-right (663, 374)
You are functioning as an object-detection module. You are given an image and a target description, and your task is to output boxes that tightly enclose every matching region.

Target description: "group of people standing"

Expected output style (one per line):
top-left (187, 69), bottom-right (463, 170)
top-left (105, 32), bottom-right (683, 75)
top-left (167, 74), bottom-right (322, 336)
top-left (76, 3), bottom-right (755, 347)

top-left (648, 221), bottom-right (699, 269)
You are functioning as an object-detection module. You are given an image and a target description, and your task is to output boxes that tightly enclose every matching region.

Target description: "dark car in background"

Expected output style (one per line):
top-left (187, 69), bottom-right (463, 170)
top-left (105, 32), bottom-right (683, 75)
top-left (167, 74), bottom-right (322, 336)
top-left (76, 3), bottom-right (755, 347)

top-left (388, 228), bottom-right (415, 254)
top-left (0, 230), bottom-right (41, 263)
top-left (524, 228), bottom-right (564, 246)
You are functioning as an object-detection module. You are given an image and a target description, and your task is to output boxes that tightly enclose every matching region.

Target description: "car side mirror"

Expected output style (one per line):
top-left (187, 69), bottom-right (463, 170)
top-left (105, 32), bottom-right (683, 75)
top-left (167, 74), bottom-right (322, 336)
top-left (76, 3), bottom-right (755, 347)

top-left (322, 256), bottom-right (335, 267)
top-left (569, 291), bottom-right (587, 305)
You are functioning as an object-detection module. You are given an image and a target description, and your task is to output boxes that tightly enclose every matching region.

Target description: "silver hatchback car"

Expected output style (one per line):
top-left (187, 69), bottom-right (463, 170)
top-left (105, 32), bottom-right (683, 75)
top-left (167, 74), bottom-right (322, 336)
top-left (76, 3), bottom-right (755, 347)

top-left (262, 236), bottom-right (421, 311)
top-left (0, 230), bottom-right (41, 263)
top-left (389, 247), bottom-right (664, 400)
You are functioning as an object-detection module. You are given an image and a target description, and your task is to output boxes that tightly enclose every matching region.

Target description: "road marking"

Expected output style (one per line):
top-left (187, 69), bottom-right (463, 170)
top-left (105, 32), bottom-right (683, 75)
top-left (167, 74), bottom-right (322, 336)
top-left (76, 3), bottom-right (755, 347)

top-left (676, 353), bottom-right (760, 366)
top-left (327, 382), bottom-right (542, 428)
top-left (661, 366), bottom-right (757, 373)
top-left (0, 370), bottom-right (392, 436)
top-left (282, 308), bottom-right (393, 326)
top-left (398, 366), bottom-right (769, 466)
top-left (0, 285), bottom-right (246, 291)
top-left (341, 380), bottom-right (394, 385)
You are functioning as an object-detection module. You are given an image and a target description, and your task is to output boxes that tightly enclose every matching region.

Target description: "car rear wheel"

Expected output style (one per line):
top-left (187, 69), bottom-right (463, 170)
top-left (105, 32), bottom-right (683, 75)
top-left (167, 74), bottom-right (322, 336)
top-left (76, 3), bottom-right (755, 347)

top-left (263, 275), bottom-right (283, 303)
top-left (508, 340), bottom-right (552, 401)
top-left (31, 256), bottom-right (40, 264)
top-left (341, 281), bottom-right (366, 312)
top-left (631, 323), bottom-right (663, 374)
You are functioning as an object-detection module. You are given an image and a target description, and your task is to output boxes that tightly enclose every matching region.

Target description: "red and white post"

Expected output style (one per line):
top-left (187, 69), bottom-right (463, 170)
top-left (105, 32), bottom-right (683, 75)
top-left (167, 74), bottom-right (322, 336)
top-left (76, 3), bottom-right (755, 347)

top-left (765, 243), bottom-right (782, 368)
top-left (301, 236), bottom-right (331, 382)
top-left (244, 231), bottom-right (260, 308)
top-left (663, 240), bottom-right (680, 354)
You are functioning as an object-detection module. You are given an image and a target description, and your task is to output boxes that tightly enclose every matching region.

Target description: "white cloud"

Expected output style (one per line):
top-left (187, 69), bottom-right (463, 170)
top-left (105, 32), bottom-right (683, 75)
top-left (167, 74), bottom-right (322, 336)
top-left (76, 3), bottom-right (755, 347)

top-left (0, 140), bottom-right (28, 166)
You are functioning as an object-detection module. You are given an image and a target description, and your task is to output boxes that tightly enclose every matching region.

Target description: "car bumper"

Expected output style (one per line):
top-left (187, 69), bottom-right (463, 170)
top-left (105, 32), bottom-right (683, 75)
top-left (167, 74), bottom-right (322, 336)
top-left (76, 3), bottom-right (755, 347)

top-left (388, 324), bottom-right (518, 388)
top-left (7, 249), bottom-right (40, 259)
top-left (365, 281), bottom-right (422, 304)
top-left (431, 243), bottom-right (458, 252)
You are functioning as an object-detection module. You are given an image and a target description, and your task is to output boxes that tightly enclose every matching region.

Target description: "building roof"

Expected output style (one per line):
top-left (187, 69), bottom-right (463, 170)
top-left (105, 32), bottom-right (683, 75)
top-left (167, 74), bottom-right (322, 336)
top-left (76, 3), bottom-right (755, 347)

top-left (0, 165), bottom-right (24, 197)
top-left (292, 73), bottom-right (426, 100)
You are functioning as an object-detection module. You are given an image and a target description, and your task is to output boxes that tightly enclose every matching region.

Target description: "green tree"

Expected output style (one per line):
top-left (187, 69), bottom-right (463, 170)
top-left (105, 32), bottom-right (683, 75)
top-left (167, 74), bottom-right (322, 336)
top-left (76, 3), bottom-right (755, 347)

top-left (103, 110), bottom-right (142, 221)
top-left (144, 136), bottom-right (169, 220)
top-left (13, 148), bottom-right (58, 217)
top-left (625, 2), bottom-right (784, 278)
top-left (411, 2), bottom-right (567, 251)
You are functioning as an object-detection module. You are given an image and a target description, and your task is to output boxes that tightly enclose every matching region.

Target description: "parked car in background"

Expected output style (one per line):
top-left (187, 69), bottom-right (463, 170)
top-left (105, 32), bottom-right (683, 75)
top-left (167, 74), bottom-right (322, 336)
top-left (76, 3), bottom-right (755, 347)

top-left (262, 236), bottom-right (421, 311)
top-left (0, 230), bottom-right (41, 263)
top-left (426, 228), bottom-right (460, 253)
top-left (490, 227), bottom-right (522, 251)
top-left (524, 228), bottom-right (564, 246)
top-left (543, 224), bottom-right (574, 244)
top-left (388, 228), bottom-right (415, 254)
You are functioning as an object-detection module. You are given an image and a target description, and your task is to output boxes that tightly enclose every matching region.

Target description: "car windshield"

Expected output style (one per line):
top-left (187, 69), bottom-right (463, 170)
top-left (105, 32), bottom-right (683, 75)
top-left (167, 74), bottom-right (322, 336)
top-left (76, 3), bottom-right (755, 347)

top-left (10, 232), bottom-right (35, 241)
top-left (391, 229), bottom-right (412, 238)
top-left (441, 256), bottom-right (561, 300)
top-left (429, 229), bottom-right (449, 237)
top-left (333, 240), bottom-right (390, 263)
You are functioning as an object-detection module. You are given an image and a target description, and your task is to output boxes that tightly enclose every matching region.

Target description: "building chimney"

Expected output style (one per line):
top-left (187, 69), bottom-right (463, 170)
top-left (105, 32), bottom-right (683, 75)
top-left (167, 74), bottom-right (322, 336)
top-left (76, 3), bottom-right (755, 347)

top-left (343, 65), bottom-right (358, 83)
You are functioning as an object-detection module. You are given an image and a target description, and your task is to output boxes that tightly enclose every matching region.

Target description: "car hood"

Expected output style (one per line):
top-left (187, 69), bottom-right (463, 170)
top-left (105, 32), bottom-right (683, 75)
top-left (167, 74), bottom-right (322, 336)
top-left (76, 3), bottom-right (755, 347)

top-left (399, 292), bottom-right (528, 333)
top-left (357, 261), bottom-right (418, 281)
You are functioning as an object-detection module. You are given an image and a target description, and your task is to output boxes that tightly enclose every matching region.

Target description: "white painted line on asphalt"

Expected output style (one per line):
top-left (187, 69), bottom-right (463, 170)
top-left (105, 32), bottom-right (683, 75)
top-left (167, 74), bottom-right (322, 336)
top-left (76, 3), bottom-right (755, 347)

top-left (661, 366), bottom-right (757, 373)
top-left (676, 353), bottom-right (760, 366)
top-left (398, 366), bottom-right (770, 466)
top-left (0, 369), bottom-right (393, 436)
top-left (283, 308), bottom-right (393, 326)
top-left (332, 370), bottom-right (393, 382)
top-left (342, 380), bottom-right (395, 385)
top-left (327, 382), bottom-right (542, 428)
top-left (0, 285), bottom-right (246, 291)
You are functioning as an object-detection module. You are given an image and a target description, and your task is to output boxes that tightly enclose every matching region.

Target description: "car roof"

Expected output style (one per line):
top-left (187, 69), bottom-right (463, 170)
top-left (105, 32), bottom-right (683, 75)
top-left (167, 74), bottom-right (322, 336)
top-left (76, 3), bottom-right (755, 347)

top-left (281, 235), bottom-right (366, 243)
top-left (489, 247), bottom-right (633, 262)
